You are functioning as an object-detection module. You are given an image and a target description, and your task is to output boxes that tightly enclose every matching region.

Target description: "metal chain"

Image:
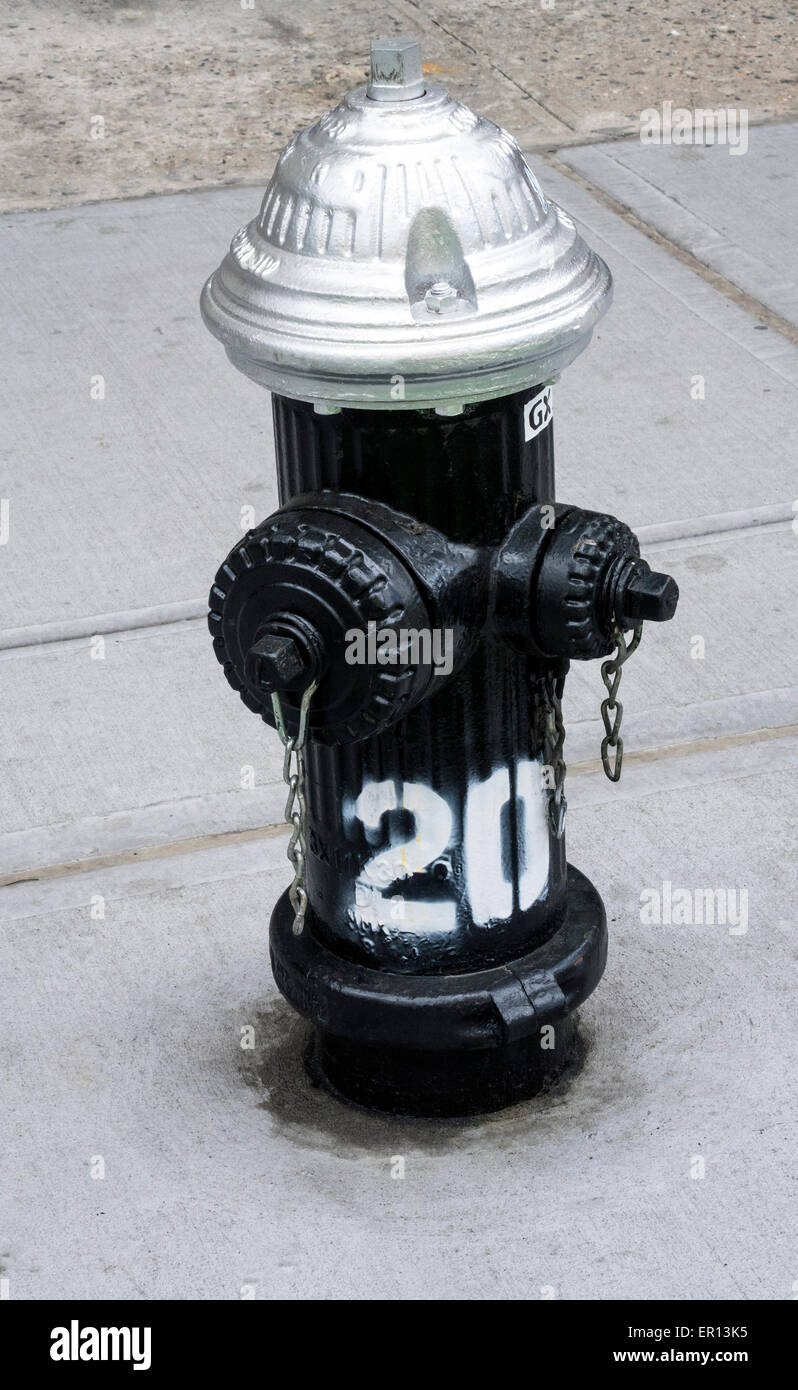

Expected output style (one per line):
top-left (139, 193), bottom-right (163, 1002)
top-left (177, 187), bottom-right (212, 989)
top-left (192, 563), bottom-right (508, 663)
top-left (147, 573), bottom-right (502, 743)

top-left (541, 670), bottom-right (567, 838)
top-left (600, 624), bottom-right (642, 782)
top-left (270, 678), bottom-right (318, 936)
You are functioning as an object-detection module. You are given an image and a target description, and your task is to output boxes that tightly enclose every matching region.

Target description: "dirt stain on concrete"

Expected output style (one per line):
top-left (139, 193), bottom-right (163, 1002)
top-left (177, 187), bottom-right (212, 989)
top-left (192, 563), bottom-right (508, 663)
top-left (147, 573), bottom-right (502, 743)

top-left (238, 996), bottom-right (591, 1157)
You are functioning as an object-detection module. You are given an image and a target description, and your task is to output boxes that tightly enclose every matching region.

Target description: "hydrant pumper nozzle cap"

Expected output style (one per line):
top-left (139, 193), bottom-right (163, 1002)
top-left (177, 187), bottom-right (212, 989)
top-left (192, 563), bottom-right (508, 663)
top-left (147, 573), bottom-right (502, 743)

top-left (200, 37), bottom-right (613, 409)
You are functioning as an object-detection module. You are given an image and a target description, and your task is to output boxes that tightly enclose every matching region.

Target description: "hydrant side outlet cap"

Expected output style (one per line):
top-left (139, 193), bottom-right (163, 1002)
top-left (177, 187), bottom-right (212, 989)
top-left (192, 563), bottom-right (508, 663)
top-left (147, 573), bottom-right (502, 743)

top-left (200, 39), bottom-right (613, 409)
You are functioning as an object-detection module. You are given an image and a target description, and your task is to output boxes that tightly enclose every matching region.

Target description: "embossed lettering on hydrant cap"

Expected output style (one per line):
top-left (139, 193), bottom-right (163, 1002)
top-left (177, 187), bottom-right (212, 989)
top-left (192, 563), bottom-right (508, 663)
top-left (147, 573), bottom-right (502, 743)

top-left (200, 37), bottom-right (613, 409)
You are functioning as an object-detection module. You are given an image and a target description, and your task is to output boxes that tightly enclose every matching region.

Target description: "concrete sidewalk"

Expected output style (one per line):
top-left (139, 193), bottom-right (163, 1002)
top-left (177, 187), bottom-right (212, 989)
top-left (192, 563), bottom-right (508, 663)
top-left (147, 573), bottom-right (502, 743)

top-left (3, 1), bottom-right (797, 212)
top-left (1, 108), bottom-right (797, 1296)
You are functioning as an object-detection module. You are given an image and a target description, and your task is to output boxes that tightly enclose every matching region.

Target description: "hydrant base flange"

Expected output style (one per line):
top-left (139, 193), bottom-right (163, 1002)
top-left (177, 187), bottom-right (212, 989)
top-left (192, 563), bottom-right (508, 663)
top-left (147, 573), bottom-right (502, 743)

top-left (270, 864), bottom-right (607, 1116)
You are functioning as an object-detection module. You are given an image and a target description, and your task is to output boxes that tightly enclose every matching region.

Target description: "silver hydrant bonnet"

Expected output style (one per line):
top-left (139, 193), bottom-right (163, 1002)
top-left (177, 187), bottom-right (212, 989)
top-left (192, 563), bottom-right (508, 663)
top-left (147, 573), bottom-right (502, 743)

top-left (201, 38), bottom-right (612, 409)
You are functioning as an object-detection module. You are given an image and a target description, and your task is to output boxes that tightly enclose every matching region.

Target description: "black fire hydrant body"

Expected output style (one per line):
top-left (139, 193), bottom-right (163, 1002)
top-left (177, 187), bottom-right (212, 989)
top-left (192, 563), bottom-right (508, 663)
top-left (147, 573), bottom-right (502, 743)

top-left (202, 39), bottom-right (678, 1115)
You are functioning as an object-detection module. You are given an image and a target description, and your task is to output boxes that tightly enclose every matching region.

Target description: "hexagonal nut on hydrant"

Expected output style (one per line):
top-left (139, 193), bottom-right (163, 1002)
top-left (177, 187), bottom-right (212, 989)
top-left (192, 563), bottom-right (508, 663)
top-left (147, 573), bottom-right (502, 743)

top-left (245, 632), bottom-right (309, 694)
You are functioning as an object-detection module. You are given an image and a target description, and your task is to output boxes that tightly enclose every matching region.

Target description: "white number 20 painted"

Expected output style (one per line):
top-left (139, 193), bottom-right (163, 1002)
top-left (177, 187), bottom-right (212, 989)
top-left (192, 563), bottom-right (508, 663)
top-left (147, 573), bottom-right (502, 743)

top-left (347, 759), bottom-right (549, 933)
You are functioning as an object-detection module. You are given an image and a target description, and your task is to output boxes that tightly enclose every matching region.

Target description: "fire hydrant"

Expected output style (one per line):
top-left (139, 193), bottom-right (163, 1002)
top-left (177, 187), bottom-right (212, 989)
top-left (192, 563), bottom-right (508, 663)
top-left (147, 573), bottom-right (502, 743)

top-left (201, 38), bottom-right (678, 1115)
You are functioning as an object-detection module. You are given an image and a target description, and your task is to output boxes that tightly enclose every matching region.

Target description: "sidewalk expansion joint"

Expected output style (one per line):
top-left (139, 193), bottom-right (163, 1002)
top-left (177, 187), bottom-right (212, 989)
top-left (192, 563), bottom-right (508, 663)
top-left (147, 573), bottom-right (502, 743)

top-left (545, 152), bottom-right (798, 349)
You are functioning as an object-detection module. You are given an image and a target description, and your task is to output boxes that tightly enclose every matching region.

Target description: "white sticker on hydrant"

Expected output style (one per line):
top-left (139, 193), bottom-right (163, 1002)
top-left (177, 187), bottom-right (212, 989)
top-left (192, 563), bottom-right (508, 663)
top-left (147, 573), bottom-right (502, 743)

top-left (524, 385), bottom-right (553, 442)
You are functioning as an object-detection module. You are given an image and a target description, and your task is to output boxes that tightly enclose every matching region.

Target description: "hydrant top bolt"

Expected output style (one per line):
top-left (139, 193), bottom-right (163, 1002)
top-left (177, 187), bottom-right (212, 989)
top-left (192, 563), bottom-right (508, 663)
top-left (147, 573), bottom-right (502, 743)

top-left (367, 37), bottom-right (425, 102)
top-left (425, 280), bottom-right (460, 314)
